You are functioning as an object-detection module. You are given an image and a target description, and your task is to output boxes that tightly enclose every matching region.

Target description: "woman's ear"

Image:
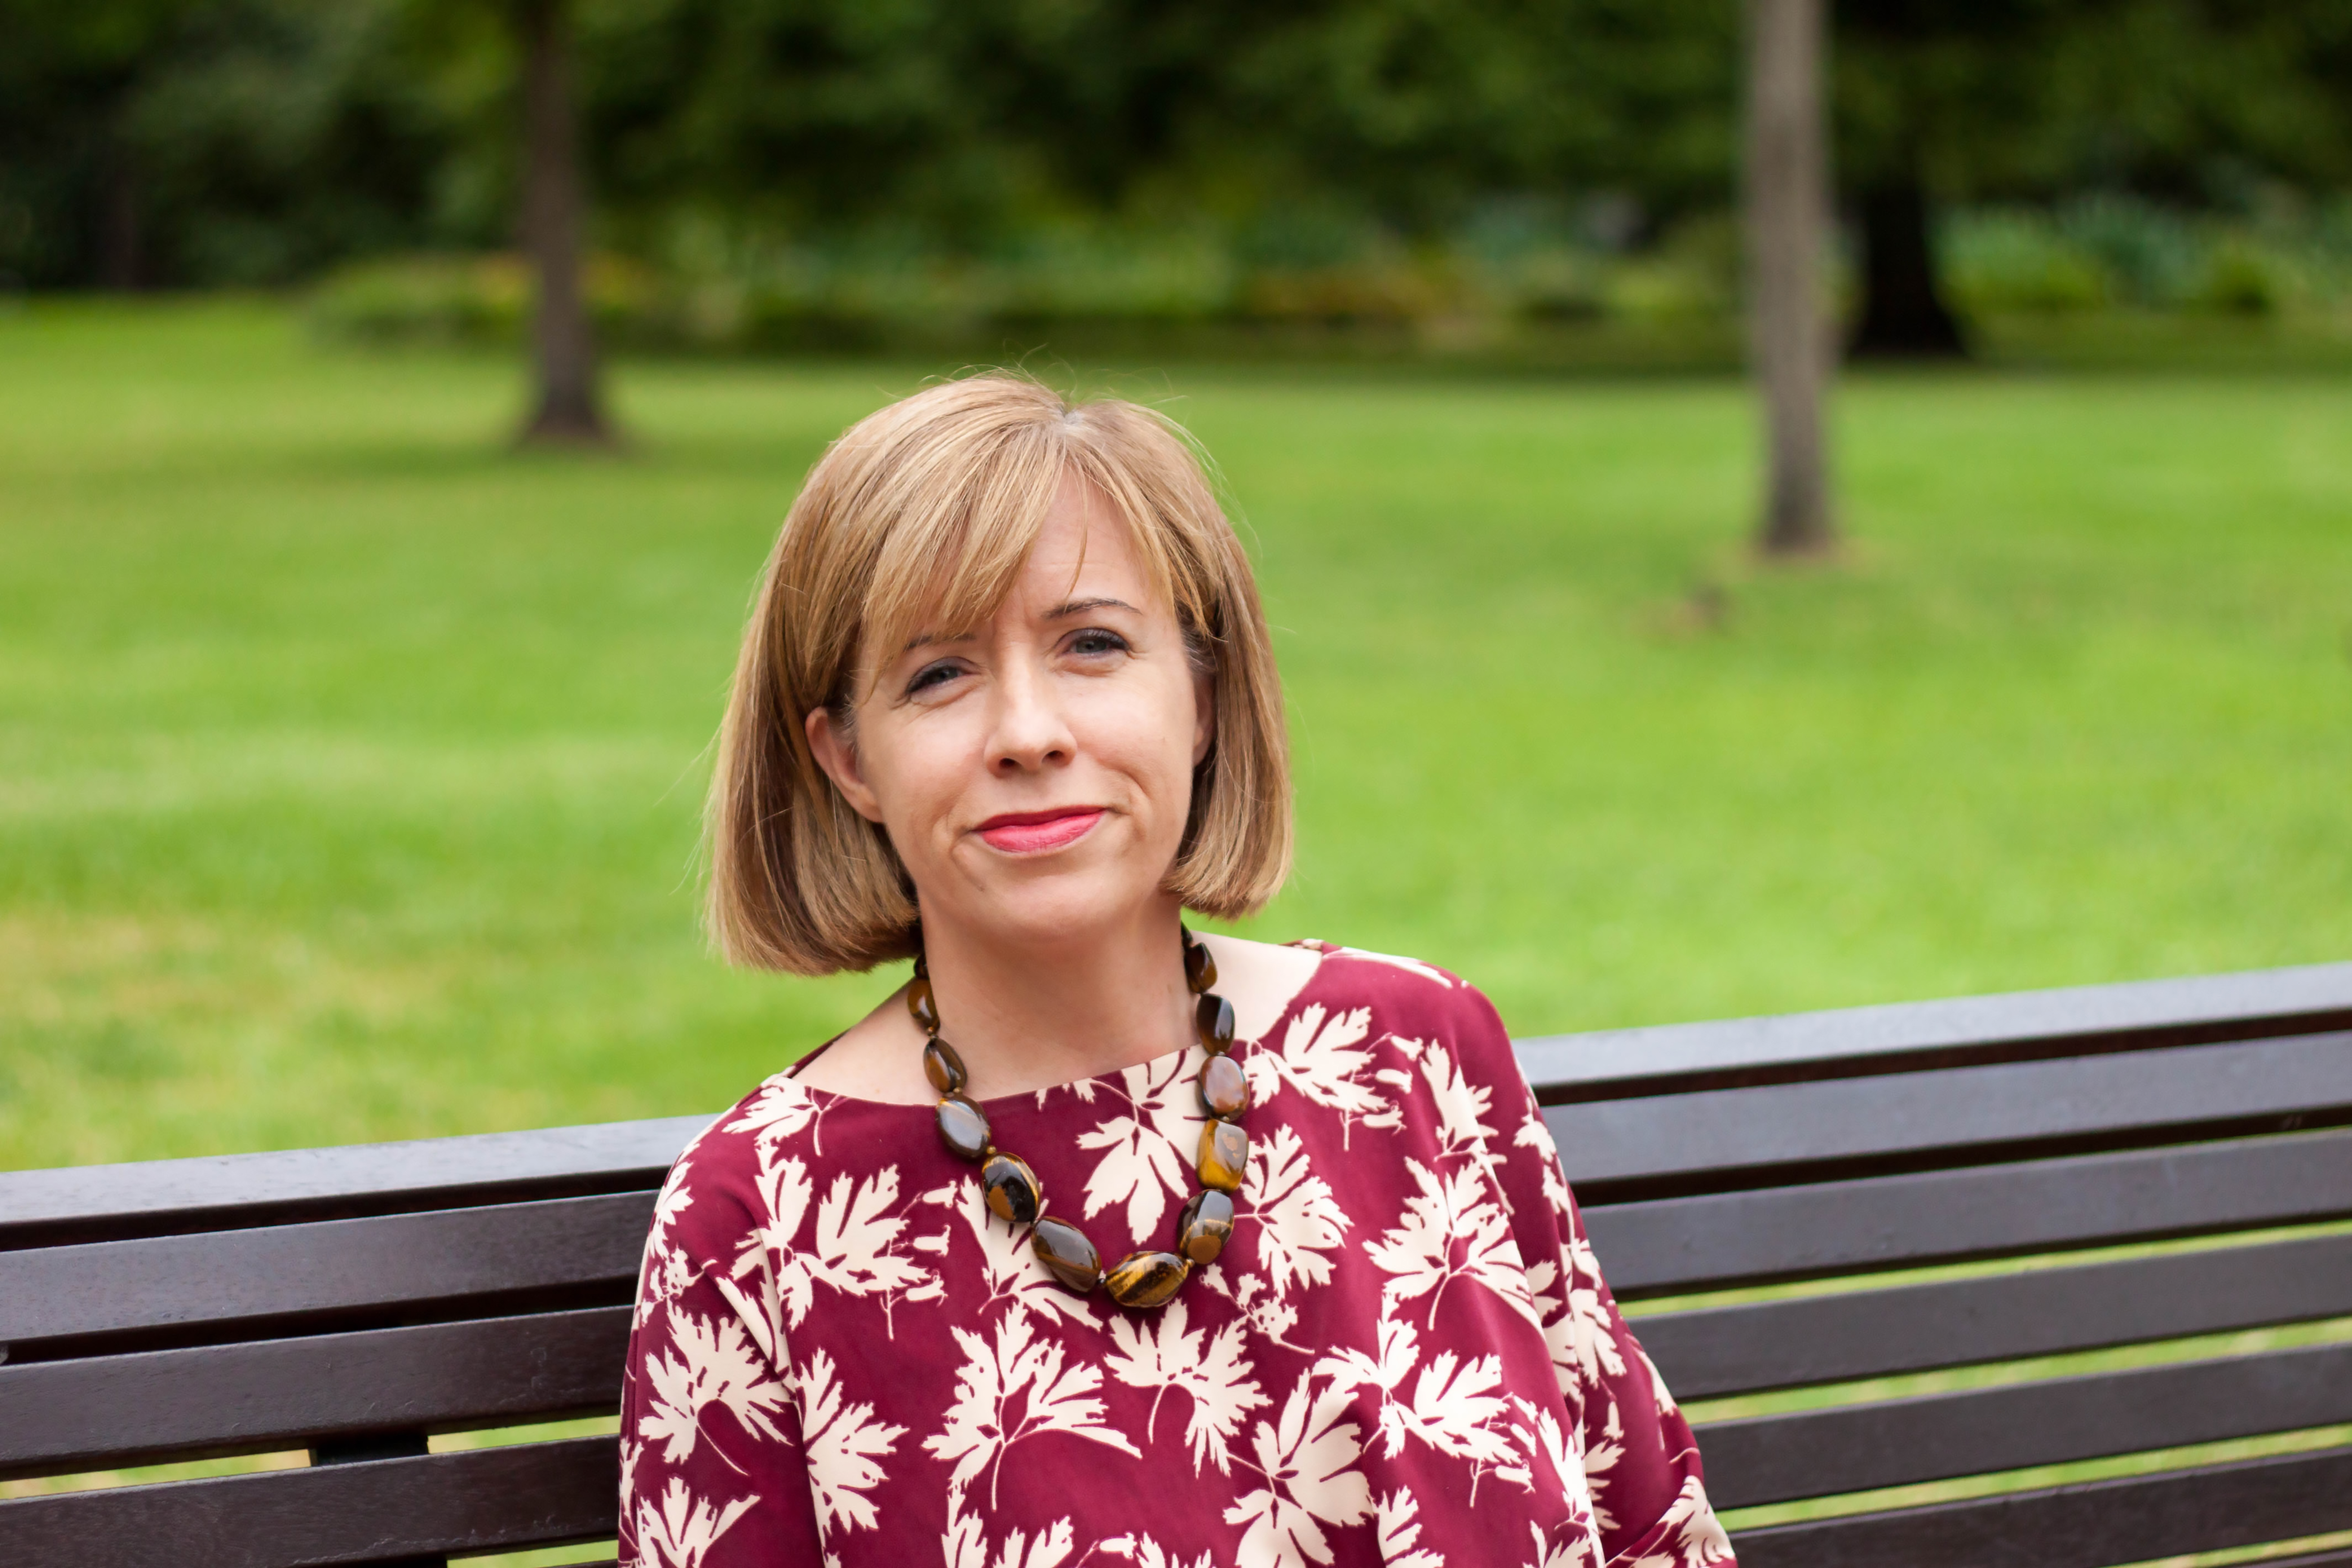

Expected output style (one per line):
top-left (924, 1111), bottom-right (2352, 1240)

top-left (1191, 663), bottom-right (1216, 767)
top-left (806, 707), bottom-right (887, 824)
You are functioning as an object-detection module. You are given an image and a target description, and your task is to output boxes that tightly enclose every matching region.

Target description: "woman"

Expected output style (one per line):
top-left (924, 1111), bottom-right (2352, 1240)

top-left (621, 376), bottom-right (1733, 1568)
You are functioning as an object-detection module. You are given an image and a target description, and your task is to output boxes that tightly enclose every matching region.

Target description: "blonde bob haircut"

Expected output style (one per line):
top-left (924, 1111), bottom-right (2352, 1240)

top-left (706, 373), bottom-right (1292, 976)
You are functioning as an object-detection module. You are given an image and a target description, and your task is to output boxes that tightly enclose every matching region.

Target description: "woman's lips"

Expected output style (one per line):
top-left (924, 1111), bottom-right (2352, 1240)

top-left (975, 807), bottom-right (1105, 854)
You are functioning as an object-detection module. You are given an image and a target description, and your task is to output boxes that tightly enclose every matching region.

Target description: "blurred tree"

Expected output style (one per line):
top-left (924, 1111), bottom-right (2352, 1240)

top-left (0, 0), bottom-right (464, 288)
top-left (1747, 0), bottom-right (1834, 553)
top-left (1833, 0), bottom-right (2352, 357)
top-left (514, 0), bottom-right (609, 443)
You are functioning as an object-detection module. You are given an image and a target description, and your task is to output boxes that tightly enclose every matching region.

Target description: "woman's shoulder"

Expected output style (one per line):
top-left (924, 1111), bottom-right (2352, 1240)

top-left (1283, 938), bottom-right (1518, 1067)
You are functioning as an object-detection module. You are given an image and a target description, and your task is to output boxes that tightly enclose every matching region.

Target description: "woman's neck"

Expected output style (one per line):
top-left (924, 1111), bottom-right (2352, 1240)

top-left (919, 896), bottom-right (1194, 1098)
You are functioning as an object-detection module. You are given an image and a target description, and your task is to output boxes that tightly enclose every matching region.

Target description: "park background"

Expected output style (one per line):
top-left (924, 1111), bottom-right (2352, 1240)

top-left (4, 0), bottom-right (2351, 1178)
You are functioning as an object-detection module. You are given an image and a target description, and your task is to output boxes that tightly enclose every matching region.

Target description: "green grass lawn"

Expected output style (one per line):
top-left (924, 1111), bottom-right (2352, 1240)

top-left (4, 299), bottom-right (2349, 1170)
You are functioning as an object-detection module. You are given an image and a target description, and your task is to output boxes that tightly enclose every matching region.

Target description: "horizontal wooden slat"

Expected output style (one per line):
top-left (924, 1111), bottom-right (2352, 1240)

top-left (1698, 1340), bottom-right (2352, 1508)
top-left (1546, 1031), bottom-right (2352, 1196)
top-left (1636, 1230), bottom-right (2352, 1398)
top-left (0, 1436), bottom-right (618, 1568)
top-left (0, 1194), bottom-right (655, 1354)
top-left (1519, 959), bottom-right (2352, 1102)
top-left (1730, 1444), bottom-right (2352, 1568)
top-left (0, 1115), bottom-right (707, 1250)
top-left (1585, 1127), bottom-right (2352, 1296)
top-left (0, 1308), bottom-right (629, 1479)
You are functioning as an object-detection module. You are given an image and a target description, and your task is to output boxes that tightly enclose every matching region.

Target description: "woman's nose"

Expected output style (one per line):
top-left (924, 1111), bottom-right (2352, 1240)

top-left (989, 663), bottom-right (1075, 773)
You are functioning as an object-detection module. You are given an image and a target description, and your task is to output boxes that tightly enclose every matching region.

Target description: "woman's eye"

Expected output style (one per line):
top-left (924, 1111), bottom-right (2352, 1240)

top-left (1069, 629), bottom-right (1128, 657)
top-left (906, 662), bottom-right (962, 694)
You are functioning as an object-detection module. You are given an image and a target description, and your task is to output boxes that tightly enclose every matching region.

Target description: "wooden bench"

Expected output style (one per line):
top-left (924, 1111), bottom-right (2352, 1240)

top-left (4, 961), bottom-right (2350, 1568)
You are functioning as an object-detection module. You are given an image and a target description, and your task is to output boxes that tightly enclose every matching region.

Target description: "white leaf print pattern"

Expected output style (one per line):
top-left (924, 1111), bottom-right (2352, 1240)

top-left (1503, 1393), bottom-right (1601, 1549)
top-left (941, 1482), bottom-right (1076, 1568)
top-left (1244, 1004), bottom-right (1382, 1121)
top-left (1415, 1041), bottom-right (1500, 1172)
top-left (1317, 1307), bottom-right (1515, 1472)
top-left (1364, 1159), bottom-right (1539, 1329)
top-left (724, 1077), bottom-right (820, 1149)
top-left (794, 1348), bottom-right (905, 1537)
top-left (636, 1303), bottom-right (791, 1465)
top-left (1374, 1489), bottom-right (1446, 1568)
top-left (633, 1476), bottom-right (757, 1568)
top-left (1514, 1108), bottom-right (1576, 1220)
top-left (1240, 1124), bottom-right (1352, 1301)
top-left (1616, 1477), bottom-right (1736, 1568)
top-left (1103, 1296), bottom-right (1269, 1474)
top-left (1074, 1053), bottom-right (1199, 1238)
top-left (735, 1156), bottom-right (933, 1333)
top-left (1099, 1535), bottom-right (1216, 1568)
top-left (924, 1307), bottom-right (1142, 1507)
top-left (916, 1182), bottom-right (1087, 1326)
top-left (1223, 1369), bottom-right (1373, 1568)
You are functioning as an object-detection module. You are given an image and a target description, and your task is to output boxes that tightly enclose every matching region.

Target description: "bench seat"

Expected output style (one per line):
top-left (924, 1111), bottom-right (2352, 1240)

top-left (6, 962), bottom-right (2350, 1567)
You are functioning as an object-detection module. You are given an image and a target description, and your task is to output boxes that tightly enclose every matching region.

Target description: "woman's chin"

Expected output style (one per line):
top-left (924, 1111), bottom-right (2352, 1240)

top-left (945, 871), bottom-right (1173, 950)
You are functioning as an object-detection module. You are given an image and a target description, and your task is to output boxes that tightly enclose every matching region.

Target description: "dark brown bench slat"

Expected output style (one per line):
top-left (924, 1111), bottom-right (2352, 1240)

top-left (0, 1193), bottom-right (655, 1354)
top-left (1729, 1444), bottom-right (2352, 1568)
top-left (0, 1435), bottom-right (618, 1568)
top-left (1586, 1126), bottom-right (2352, 1296)
top-left (1548, 1030), bottom-right (2352, 1195)
top-left (0, 1308), bottom-right (629, 1480)
top-left (1697, 1339), bottom-right (2352, 1508)
top-left (0, 1115), bottom-right (707, 1250)
top-left (1518, 960), bottom-right (2352, 1102)
top-left (1634, 1229), bottom-right (2352, 1398)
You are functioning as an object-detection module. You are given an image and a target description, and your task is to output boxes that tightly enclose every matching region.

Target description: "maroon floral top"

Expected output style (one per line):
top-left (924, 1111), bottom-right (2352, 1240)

top-left (619, 944), bottom-right (1735, 1568)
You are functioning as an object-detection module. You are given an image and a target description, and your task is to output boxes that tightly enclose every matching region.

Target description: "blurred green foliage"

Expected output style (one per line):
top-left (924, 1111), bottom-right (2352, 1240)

top-left (5, 0), bottom-right (2348, 299)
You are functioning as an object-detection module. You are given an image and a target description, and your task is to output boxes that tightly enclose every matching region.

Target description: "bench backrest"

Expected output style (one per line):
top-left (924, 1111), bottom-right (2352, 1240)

top-left (4, 962), bottom-right (2349, 1568)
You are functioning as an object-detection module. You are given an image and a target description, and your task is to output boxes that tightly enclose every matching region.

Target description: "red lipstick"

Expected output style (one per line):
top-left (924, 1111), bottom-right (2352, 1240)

top-left (975, 807), bottom-right (1104, 854)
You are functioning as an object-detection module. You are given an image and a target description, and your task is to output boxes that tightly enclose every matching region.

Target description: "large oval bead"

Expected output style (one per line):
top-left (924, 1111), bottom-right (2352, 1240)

top-left (1031, 1217), bottom-right (1103, 1294)
top-left (906, 977), bottom-right (940, 1035)
top-left (1197, 1120), bottom-right (1249, 1192)
top-left (935, 1094), bottom-right (990, 1162)
top-left (922, 1037), bottom-right (968, 1096)
top-left (1184, 939), bottom-right (1218, 995)
top-left (981, 1152), bottom-right (1043, 1226)
top-left (1175, 1188), bottom-right (1235, 1264)
top-left (1105, 1250), bottom-right (1190, 1309)
top-left (1195, 993), bottom-right (1236, 1055)
top-left (1197, 1053), bottom-right (1251, 1119)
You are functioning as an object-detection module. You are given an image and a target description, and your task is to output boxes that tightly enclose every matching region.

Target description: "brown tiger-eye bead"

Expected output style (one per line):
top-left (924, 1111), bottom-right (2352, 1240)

top-left (1197, 1053), bottom-right (1251, 1119)
top-left (1184, 939), bottom-right (1218, 995)
top-left (1105, 1250), bottom-right (1190, 1309)
top-left (981, 1152), bottom-right (1042, 1226)
top-left (922, 1037), bottom-right (968, 1096)
top-left (906, 977), bottom-right (940, 1035)
top-left (1195, 993), bottom-right (1236, 1055)
top-left (1197, 1120), bottom-right (1249, 1192)
top-left (1031, 1217), bottom-right (1103, 1294)
top-left (1175, 1189), bottom-right (1235, 1264)
top-left (935, 1094), bottom-right (990, 1163)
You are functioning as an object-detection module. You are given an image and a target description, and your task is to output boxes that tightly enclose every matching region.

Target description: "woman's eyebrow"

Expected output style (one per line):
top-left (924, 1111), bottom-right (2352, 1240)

top-left (1045, 597), bottom-right (1139, 619)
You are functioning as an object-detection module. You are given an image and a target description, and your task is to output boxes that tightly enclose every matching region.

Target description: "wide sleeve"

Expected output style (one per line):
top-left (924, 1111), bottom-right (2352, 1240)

top-left (618, 1142), bottom-right (826, 1568)
top-left (1452, 984), bottom-right (1738, 1568)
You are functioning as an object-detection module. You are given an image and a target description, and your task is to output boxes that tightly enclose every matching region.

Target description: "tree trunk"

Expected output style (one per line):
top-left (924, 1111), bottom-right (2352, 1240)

top-left (516, 0), bottom-right (612, 447)
top-left (1849, 177), bottom-right (1968, 359)
top-left (1744, 0), bottom-right (1834, 556)
top-left (98, 141), bottom-right (142, 292)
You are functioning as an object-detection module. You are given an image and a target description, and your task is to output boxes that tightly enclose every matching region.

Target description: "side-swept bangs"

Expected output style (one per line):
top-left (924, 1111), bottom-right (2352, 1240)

top-left (707, 373), bottom-right (1292, 975)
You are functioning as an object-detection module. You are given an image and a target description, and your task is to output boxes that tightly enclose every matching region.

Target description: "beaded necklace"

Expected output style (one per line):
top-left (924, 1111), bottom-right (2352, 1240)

top-left (910, 929), bottom-right (1252, 1309)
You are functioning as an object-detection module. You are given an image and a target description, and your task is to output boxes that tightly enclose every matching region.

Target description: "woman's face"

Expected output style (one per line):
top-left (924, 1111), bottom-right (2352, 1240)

top-left (808, 471), bottom-right (1214, 951)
